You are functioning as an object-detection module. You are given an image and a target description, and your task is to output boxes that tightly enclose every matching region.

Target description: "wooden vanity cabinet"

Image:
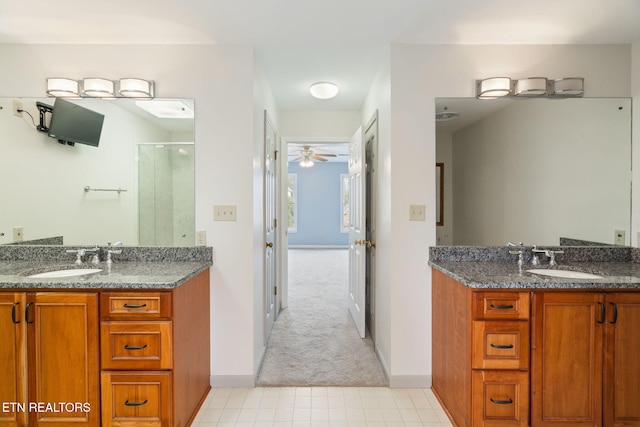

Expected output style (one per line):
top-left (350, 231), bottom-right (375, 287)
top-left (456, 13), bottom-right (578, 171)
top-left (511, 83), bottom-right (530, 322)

top-left (0, 292), bottom-right (100, 427)
top-left (100, 269), bottom-right (210, 427)
top-left (432, 270), bottom-right (530, 427)
top-left (532, 292), bottom-right (640, 427)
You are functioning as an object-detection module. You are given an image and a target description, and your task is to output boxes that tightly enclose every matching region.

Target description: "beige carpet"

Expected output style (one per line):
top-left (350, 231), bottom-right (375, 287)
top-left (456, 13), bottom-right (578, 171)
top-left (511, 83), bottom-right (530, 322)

top-left (256, 248), bottom-right (388, 386)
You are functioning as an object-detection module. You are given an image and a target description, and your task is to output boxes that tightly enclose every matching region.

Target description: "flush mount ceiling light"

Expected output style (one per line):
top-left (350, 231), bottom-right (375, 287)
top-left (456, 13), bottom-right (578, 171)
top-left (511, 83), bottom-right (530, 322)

top-left (549, 77), bottom-right (584, 97)
top-left (119, 78), bottom-right (155, 98)
top-left (514, 77), bottom-right (548, 97)
top-left (46, 78), bottom-right (81, 98)
top-left (476, 77), bottom-right (512, 99)
top-left (135, 100), bottom-right (194, 118)
top-left (435, 106), bottom-right (460, 122)
top-left (82, 78), bottom-right (115, 98)
top-left (309, 82), bottom-right (339, 99)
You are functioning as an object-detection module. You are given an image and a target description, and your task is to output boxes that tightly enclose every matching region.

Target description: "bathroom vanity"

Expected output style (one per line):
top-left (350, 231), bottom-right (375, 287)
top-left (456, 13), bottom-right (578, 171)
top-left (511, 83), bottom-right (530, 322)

top-left (430, 246), bottom-right (640, 427)
top-left (0, 246), bottom-right (212, 427)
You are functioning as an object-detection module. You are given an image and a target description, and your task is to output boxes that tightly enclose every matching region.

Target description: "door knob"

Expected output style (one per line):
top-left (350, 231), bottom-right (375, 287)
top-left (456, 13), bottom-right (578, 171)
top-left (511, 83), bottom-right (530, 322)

top-left (367, 241), bottom-right (376, 249)
top-left (266, 242), bottom-right (273, 248)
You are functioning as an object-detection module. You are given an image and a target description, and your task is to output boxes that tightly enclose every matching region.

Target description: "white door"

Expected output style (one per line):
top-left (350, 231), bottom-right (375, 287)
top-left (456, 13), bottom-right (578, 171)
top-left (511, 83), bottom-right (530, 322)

top-left (348, 126), bottom-right (366, 338)
top-left (264, 112), bottom-right (278, 339)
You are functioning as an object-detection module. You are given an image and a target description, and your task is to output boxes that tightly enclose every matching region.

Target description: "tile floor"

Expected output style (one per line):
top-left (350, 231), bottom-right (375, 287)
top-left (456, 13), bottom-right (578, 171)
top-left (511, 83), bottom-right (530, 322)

top-left (192, 387), bottom-right (453, 427)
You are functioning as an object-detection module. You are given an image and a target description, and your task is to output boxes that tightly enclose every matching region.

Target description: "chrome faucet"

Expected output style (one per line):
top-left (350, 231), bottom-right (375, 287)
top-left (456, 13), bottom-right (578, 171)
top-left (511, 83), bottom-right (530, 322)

top-left (66, 245), bottom-right (100, 265)
top-left (507, 242), bottom-right (525, 267)
top-left (106, 241), bottom-right (123, 265)
top-left (532, 248), bottom-right (565, 267)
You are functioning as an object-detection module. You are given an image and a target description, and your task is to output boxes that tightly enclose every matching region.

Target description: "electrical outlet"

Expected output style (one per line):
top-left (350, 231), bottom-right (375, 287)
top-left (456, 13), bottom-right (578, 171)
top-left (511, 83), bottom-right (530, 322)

top-left (195, 230), bottom-right (207, 246)
top-left (614, 229), bottom-right (626, 246)
top-left (13, 100), bottom-right (23, 117)
top-left (13, 226), bottom-right (24, 242)
top-left (214, 205), bottom-right (237, 221)
top-left (409, 204), bottom-right (426, 221)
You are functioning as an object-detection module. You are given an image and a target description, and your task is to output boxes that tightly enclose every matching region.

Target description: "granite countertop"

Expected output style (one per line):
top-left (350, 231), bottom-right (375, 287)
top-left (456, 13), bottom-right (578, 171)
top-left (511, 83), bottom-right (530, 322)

top-left (429, 246), bottom-right (640, 289)
top-left (0, 260), bottom-right (212, 289)
top-left (429, 260), bottom-right (640, 289)
top-left (0, 246), bottom-right (213, 289)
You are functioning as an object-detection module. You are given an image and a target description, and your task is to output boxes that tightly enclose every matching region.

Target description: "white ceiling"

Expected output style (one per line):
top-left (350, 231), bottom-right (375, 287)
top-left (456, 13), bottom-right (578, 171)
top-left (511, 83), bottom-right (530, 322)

top-left (2, 0), bottom-right (639, 111)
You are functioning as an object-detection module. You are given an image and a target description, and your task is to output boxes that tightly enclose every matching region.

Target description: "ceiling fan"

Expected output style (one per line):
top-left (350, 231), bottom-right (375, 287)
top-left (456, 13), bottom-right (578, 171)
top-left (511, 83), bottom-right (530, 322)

top-left (291, 145), bottom-right (336, 167)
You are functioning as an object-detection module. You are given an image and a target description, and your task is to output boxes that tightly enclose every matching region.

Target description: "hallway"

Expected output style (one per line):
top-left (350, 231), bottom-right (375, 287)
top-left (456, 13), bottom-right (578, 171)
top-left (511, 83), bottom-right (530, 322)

top-left (257, 249), bottom-right (387, 386)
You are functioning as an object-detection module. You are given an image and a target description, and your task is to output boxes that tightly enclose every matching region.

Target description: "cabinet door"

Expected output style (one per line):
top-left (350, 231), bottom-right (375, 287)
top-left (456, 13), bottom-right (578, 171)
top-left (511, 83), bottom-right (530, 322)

top-left (0, 293), bottom-right (28, 427)
top-left (604, 293), bottom-right (640, 427)
top-left (532, 292), bottom-right (603, 427)
top-left (27, 293), bottom-right (100, 427)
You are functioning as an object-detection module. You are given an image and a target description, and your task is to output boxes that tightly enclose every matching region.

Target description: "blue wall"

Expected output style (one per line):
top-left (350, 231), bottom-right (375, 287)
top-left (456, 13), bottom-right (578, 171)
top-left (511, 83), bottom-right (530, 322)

top-left (288, 161), bottom-right (348, 246)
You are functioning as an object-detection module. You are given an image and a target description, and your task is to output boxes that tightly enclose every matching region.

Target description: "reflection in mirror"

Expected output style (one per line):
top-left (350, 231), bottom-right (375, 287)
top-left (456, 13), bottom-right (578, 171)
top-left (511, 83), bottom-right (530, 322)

top-left (436, 97), bottom-right (631, 247)
top-left (0, 97), bottom-right (195, 246)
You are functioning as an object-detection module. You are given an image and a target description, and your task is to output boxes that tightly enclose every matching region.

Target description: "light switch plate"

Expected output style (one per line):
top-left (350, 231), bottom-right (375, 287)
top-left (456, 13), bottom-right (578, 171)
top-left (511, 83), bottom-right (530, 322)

top-left (409, 204), bottom-right (426, 221)
top-left (614, 229), bottom-right (625, 246)
top-left (214, 205), bottom-right (237, 221)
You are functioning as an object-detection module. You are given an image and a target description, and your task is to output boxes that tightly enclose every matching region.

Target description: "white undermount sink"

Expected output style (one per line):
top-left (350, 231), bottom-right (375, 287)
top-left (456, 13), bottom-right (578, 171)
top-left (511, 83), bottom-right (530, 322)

top-left (27, 268), bottom-right (103, 279)
top-left (526, 269), bottom-right (603, 279)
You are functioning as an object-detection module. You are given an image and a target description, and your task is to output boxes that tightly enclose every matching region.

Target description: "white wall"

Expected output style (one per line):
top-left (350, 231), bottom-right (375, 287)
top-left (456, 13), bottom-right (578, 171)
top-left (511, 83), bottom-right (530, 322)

top-left (0, 43), bottom-right (258, 385)
top-left (0, 42), bottom-right (635, 388)
top-left (280, 110), bottom-right (361, 138)
top-left (385, 43), bottom-right (631, 386)
top-left (632, 41), bottom-right (640, 246)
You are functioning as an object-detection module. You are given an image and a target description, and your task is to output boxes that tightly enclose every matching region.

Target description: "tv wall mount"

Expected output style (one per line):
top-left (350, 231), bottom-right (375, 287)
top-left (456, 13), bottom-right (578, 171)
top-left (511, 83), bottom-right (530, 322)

top-left (36, 101), bottom-right (75, 146)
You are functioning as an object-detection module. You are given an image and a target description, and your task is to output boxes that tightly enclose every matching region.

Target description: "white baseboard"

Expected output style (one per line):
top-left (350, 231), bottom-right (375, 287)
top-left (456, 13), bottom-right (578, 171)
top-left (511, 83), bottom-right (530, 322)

top-left (211, 375), bottom-right (255, 388)
top-left (389, 375), bottom-right (432, 388)
top-left (288, 245), bottom-right (349, 249)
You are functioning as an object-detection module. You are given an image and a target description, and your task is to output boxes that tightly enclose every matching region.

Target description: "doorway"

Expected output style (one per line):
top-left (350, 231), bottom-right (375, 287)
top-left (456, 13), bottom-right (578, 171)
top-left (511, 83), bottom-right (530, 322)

top-left (259, 113), bottom-right (380, 385)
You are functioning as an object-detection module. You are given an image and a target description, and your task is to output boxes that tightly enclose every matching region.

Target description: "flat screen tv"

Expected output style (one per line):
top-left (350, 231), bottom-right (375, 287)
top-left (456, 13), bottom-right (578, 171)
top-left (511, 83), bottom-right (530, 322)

top-left (48, 98), bottom-right (105, 147)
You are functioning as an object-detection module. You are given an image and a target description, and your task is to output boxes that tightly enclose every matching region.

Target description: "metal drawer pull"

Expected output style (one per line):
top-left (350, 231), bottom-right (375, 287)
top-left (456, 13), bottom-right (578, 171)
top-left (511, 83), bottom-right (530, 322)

top-left (124, 399), bottom-right (148, 407)
top-left (123, 303), bottom-right (147, 309)
top-left (490, 304), bottom-right (514, 309)
top-left (12, 302), bottom-right (20, 324)
top-left (25, 302), bottom-right (34, 324)
top-left (490, 398), bottom-right (514, 405)
top-left (490, 343), bottom-right (514, 349)
top-left (124, 344), bottom-right (148, 351)
top-left (610, 302), bottom-right (618, 324)
top-left (597, 302), bottom-right (605, 324)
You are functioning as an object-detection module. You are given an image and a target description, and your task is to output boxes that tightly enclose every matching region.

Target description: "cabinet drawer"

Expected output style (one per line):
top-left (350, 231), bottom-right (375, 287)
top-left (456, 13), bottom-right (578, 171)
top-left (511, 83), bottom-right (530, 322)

top-left (472, 321), bottom-right (529, 370)
top-left (101, 292), bottom-right (172, 320)
top-left (101, 321), bottom-right (172, 370)
top-left (473, 292), bottom-right (530, 320)
top-left (101, 371), bottom-right (171, 427)
top-left (472, 370), bottom-right (529, 427)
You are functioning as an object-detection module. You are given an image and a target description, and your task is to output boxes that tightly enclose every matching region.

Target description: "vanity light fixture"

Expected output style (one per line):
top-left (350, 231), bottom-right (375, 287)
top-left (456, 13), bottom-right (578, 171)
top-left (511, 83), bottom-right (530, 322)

top-left (309, 82), bottom-right (339, 99)
top-left (477, 76), bottom-right (584, 99)
top-left (46, 78), bottom-right (81, 98)
top-left (82, 78), bottom-right (116, 98)
top-left (475, 77), bottom-right (512, 99)
top-left (46, 77), bottom-right (155, 99)
top-left (119, 78), bottom-right (155, 99)
top-left (514, 77), bottom-right (548, 97)
top-left (549, 77), bottom-right (584, 97)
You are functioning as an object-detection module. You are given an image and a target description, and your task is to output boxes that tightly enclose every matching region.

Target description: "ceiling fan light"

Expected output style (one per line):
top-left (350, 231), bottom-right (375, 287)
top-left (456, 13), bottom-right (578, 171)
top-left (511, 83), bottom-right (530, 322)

top-left (300, 158), bottom-right (314, 168)
top-left (309, 82), bottom-right (339, 99)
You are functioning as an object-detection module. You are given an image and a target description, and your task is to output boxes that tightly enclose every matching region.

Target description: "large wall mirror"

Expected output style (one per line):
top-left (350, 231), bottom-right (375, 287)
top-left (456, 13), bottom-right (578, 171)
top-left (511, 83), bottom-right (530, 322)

top-left (436, 97), bottom-right (632, 247)
top-left (0, 97), bottom-right (195, 246)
